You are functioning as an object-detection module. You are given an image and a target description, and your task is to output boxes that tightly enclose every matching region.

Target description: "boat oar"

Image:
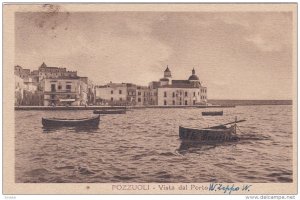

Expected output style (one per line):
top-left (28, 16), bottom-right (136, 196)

top-left (222, 119), bottom-right (246, 126)
top-left (210, 119), bottom-right (246, 128)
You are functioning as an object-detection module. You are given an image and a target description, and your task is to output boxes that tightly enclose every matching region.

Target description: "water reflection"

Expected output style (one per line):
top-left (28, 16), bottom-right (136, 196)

top-left (43, 126), bottom-right (100, 134)
top-left (177, 140), bottom-right (239, 155)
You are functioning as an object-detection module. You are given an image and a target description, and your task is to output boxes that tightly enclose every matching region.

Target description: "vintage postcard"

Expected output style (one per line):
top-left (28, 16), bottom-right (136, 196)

top-left (3, 3), bottom-right (297, 196)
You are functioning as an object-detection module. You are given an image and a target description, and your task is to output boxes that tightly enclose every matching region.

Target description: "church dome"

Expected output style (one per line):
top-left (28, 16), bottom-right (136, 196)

top-left (188, 74), bottom-right (199, 81)
top-left (188, 68), bottom-right (199, 81)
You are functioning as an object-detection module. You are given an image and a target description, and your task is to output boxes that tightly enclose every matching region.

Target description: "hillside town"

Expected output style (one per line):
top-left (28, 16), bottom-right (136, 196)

top-left (15, 63), bottom-right (207, 106)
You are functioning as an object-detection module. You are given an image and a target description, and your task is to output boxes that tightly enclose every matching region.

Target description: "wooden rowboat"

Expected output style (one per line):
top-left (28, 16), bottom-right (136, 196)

top-left (179, 119), bottom-right (246, 142)
top-left (93, 109), bottom-right (126, 114)
top-left (42, 115), bottom-right (100, 127)
top-left (179, 125), bottom-right (238, 142)
top-left (202, 111), bottom-right (223, 116)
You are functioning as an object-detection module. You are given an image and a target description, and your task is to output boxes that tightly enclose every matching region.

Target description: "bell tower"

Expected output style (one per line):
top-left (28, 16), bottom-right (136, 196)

top-left (164, 65), bottom-right (172, 78)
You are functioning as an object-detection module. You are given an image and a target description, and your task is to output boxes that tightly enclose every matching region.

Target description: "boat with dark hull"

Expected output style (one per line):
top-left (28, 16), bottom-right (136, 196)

top-left (202, 111), bottom-right (223, 116)
top-left (42, 115), bottom-right (100, 127)
top-left (93, 109), bottom-right (126, 114)
top-left (179, 119), bottom-right (246, 142)
top-left (179, 125), bottom-right (238, 142)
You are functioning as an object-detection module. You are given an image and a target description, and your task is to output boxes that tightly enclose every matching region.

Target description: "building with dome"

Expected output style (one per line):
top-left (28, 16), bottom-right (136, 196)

top-left (95, 66), bottom-right (207, 106)
top-left (149, 66), bottom-right (207, 106)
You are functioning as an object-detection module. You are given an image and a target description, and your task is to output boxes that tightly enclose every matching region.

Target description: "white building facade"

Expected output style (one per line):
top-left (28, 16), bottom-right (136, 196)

top-left (41, 77), bottom-right (88, 106)
top-left (154, 67), bottom-right (207, 106)
top-left (95, 83), bottom-right (128, 105)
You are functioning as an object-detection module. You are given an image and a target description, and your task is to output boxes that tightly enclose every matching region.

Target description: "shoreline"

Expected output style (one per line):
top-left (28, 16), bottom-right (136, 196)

top-left (14, 104), bottom-right (292, 111)
top-left (15, 105), bottom-right (233, 110)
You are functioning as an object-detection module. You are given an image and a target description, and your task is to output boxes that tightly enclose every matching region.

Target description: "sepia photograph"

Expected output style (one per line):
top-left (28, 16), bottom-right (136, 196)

top-left (3, 3), bottom-right (297, 195)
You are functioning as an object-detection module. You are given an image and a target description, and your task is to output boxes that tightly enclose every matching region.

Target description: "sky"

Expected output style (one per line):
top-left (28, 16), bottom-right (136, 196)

top-left (15, 11), bottom-right (294, 100)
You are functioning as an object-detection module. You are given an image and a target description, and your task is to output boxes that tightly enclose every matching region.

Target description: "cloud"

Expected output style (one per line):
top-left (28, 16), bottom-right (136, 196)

top-left (245, 34), bottom-right (282, 52)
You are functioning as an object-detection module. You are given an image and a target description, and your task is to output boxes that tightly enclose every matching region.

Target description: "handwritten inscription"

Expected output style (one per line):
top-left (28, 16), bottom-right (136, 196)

top-left (209, 183), bottom-right (252, 194)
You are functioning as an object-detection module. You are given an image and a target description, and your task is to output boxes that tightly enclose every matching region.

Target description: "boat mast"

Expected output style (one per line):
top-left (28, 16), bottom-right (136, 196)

top-left (234, 116), bottom-right (237, 134)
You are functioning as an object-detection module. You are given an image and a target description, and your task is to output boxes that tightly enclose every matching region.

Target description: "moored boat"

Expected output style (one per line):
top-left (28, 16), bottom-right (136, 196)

top-left (42, 115), bottom-right (100, 127)
top-left (93, 109), bottom-right (126, 114)
top-left (179, 118), bottom-right (246, 142)
top-left (179, 125), bottom-right (238, 142)
top-left (202, 111), bottom-right (223, 116)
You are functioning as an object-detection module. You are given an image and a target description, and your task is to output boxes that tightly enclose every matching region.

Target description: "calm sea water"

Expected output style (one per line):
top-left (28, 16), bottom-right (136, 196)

top-left (15, 105), bottom-right (293, 183)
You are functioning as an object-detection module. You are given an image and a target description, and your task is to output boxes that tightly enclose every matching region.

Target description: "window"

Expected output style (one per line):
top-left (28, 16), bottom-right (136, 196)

top-left (172, 92), bottom-right (175, 98)
top-left (119, 90), bottom-right (122, 94)
top-left (120, 97), bottom-right (122, 101)
top-left (164, 91), bottom-right (167, 97)
top-left (66, 85), bottom-right (71, 90)
top-left (185, 100), bottom-right (188, 105)
top-left (185, 92), bottom-right (188, 97)
top-left (164, 100), bottom-right (167, 105)
top-left (111, 97), bottom-right (114, 101)
top-left (193, 92), bottom-right (196, 97)
top-left (111, 90), bottom-right (113, 94)
top-left (193, 100), bottom-right (196, 105)
top-left (198, 92), bottom-right (200, 95)
top-left (179, 101), bottom-right (182, 105)
top-left (58, 85), bottom-right (62, 90)
top-left (173, 100), bottom-right (175, 105)
top-left (138, 98), bottom-right (141, 102)
top-left (138, 92), bottom-right (141, 96)
top-left (51, 84), bottom-right (56, 92)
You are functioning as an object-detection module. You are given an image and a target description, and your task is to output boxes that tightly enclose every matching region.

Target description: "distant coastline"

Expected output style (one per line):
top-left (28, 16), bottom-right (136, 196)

top-left (207, 99), bottom-right (292, 106)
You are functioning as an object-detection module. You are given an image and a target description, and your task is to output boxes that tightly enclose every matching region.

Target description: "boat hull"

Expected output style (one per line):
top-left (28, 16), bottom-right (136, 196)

top-left (42, 115), bottom-right (100, 127)
top-left (93, 110), bottom-right (126, 114)
top-left (179, 126), bottom-right (238, 142)
top-left (202, 111), bottom-right (223, 116)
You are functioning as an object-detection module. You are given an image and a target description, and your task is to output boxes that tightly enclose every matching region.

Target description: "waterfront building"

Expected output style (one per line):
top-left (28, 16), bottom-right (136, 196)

top-left (126, 83), bottom-right (137, 106)
top-left (151, 67), bottom-right (207, 106)
top-left (15, 65), bottom-right (31, 81)
top-left (23, 78), bottom-right (37, 93)
top-left (14, 65), bottom-right (40, 105)
top-left (15, 74), bottom-right (24, 105)
top-left (15, 63), bottom-right (93, 106)
top-left (41, 77), bottom-right (88, 106)
top-left (148, 81), bottom-right (160, 105)
top-left (95, 82), bottom-right (128, 106)
top-left (30, 70), bottom-right (40, 85)
top-left (136, 85), bottom-right (151, 106)
top-left (87, 79), bottom-right (96, 105)
top-left (38, 62), bottom-right (78, 81)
